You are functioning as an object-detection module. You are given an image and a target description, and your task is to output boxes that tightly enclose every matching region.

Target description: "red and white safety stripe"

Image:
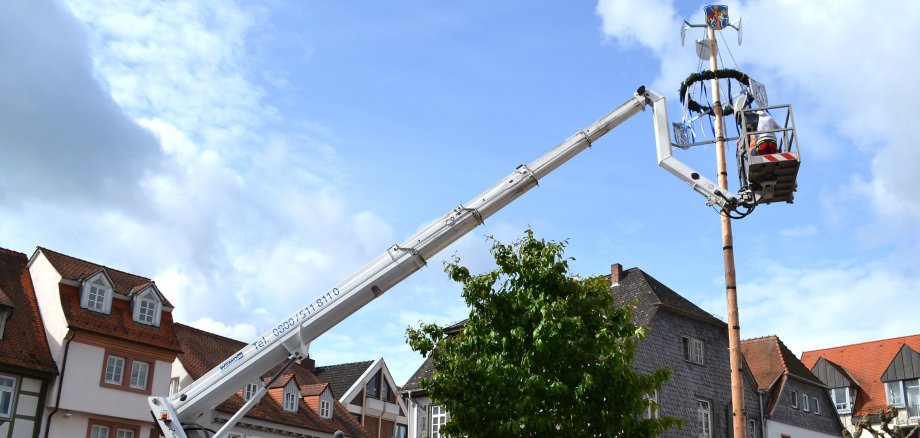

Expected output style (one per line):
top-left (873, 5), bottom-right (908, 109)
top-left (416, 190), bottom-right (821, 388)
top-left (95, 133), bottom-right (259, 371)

top-left (762, 153), bottom-right (797, 162)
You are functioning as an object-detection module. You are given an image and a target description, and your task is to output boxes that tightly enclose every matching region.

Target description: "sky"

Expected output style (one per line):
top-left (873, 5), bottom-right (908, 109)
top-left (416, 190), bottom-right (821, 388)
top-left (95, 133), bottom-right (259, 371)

top-left (1, 0), bottom-right (918, 386)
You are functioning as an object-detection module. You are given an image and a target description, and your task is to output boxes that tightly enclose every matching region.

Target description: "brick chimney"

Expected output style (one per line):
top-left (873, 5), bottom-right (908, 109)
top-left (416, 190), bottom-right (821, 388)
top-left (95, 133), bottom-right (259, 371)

top-left (301, 355), bottom-right (316, 372)
top-left (610, 263), bottom-right (623, 286)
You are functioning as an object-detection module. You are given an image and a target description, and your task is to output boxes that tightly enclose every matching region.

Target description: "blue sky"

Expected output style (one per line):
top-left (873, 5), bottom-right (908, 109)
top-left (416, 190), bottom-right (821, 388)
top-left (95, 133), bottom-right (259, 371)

top-left (2, 0), bottom-right (918, 386)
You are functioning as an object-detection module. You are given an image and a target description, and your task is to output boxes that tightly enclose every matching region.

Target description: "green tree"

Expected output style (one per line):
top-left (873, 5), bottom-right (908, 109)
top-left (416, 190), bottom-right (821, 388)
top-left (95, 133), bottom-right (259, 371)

top-left (407, 230), bottom-right (678, 437)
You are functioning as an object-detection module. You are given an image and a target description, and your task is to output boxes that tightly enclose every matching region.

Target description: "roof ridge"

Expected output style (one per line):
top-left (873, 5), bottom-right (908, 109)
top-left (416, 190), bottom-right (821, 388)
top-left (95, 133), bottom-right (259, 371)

top-left (0, 247), bottom-right (27, 258)
top-left (743, 334), bottom-right (779, 342)
top-left (802, 333), bottom-right (920, 354)
top-left (316, 360), bottom-right (374, 369)
top-left (38, 246), bottom-right (152, 282)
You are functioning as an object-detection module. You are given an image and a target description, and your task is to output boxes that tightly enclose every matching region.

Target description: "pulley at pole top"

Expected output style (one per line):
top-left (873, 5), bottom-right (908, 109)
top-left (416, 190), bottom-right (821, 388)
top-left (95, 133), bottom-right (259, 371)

top-left (681, 5), bottom-right (741, 60)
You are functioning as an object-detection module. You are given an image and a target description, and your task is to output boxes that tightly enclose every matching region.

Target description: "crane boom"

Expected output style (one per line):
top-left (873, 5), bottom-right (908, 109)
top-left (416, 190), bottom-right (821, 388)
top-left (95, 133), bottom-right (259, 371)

top-left (149, 87), bottom-right (733, 437)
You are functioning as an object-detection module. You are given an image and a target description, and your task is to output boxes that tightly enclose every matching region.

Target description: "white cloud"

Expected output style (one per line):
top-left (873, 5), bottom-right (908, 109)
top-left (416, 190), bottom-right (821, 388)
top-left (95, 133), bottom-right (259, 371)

top-left (188, 316), bottom-right (258, 341)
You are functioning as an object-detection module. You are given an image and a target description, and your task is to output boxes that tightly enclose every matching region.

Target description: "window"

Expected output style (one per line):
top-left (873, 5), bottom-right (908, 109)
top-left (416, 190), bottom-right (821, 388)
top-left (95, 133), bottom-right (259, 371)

top-left (395, 424), bottom-right (408, 438)
top-left (791, 390), bottom-right (799, 408)
top-left (283, 388), bottom-right (298, 412)
top-left (132, 290), bottom-right (161, 326)
top-left (320, 399), bottom-right (331, 418)
top-left (831, 387), bottom-right (852, 413)
top-left (814, 397), bottom-right (820, 414)
top-left (886, 381), bottom-right (906, 406)
top-left (683, 336), bottom-right (705, 364)
top-left (105, 355), bottom-right (125, 385)
top-left (366, 370), bottom-right (380, 399)
top-left (88, 419), bottom-right (138, 438)
top-left (643, 390), bottom-right (659, 419)
top-left (90, 425), bottom-right (110, 438)
top-left (697, 399), bottom-right (712, 438)
top-left (0, 307), bottom-right (10, 339)
top-left (82, 276), bottom-right (112, 313)
top-left (101, 351), bottom-right (155, 394)
top-left (243, 381), bottom-right (259, 401)
top-left (0, 375), bottom-right (16, 419)
top-left (802, 393), bottom-right (810, 412)
top-left (130, 361), bottom-right (149, 389)
top-left (431, 405), bottom-right (447, 438)
top-left (169, 377), bottom-right (180, 395)
top-left (747, 419), bottom-right (757, 438)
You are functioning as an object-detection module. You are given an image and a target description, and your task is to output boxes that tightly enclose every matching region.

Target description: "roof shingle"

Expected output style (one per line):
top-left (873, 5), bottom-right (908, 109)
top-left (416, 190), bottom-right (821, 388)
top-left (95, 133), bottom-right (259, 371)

top-left (801, 334), bottom-right (920, 416)
top-left (314, 360), bottom-right (373, 400)
top-left (0, 247), bottom-right (57, 375)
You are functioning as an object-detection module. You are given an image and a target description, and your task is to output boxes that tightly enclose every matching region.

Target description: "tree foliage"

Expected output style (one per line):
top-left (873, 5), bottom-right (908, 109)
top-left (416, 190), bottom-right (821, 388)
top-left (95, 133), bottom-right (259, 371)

top-left (844, 406), bottom-right (919, 438)
top-left (406, 230), bottom-right (678, 437)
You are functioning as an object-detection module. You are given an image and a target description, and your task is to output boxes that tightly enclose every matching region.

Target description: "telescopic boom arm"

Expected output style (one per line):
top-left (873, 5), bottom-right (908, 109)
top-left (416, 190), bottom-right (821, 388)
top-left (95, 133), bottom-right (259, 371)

top-left (149, 87), bottom-right (734, 437)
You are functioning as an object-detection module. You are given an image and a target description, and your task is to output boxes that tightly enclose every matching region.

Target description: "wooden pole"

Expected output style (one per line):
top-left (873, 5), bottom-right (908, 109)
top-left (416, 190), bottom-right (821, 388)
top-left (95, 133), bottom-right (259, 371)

top-left (707, 26), bottom-right (746, 438)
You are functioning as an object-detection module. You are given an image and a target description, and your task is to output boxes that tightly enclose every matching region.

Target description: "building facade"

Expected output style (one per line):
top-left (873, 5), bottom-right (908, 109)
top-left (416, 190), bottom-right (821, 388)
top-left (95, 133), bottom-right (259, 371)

top-left (313, 359), bottom-right (409, 438)
top-left (28, 247), bottom-right (182, 438)
top-left (0, 248), bottom-right (58, 438)
top-left (741, 335), bottom-right (843, 438)
top-left (172, 323), bottom-right (370, 438)
top-left (802, 334), bottom-right (920, 436)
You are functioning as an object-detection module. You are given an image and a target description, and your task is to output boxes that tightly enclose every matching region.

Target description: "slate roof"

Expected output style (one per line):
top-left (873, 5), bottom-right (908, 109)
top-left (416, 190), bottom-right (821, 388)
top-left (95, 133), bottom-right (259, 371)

top-left (801, 334), bottom-right (920, 416)
top-left (313, 360), bottom-right (373, 400)
top-left (173, 323), bottom-right (370, 438)
top-left (0, 247), bottom-right (57, 376)
top-left (611, 267), bottom-right (725, 328)
top-left (742, 335), bottom-right (826, 415)
top-left (37, 247), bottom-right (182, 352)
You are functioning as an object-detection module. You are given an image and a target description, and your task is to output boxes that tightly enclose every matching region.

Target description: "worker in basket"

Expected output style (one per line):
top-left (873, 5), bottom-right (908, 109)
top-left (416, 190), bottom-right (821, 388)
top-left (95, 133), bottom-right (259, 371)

top-left (750, 111), bottom-right (779, 156)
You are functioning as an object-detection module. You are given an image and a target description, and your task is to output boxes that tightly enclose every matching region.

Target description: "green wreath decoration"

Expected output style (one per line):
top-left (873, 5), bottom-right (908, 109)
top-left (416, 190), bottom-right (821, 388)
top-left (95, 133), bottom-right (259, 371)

top-left (678, 68), bottom-right (751, 116)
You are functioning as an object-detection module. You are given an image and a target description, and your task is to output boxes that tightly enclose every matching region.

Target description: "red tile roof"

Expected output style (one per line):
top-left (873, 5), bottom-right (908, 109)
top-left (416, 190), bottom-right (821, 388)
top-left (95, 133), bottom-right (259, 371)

top-left (743, 335), bottom-right (825, 415)
top-left (37, 246), bottom-right (173, 307)
top-left (173, 323), bottom-right (370, 438)
top-left (36, 247), bottom-right (181, 352)
top-left (0, 247), bottom-right (57, 375)
top-left (801, 334), bottom-right (920, 416)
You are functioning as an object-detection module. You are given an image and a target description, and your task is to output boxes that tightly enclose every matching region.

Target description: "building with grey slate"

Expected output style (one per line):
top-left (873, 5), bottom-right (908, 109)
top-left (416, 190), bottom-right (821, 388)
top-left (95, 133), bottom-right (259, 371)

top-left (742, 335), bottom-right (843, 438)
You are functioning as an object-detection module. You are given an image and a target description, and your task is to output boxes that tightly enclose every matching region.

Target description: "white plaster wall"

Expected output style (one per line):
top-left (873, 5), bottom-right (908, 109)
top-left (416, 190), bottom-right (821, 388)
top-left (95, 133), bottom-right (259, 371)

top-left (405, 394), bottom-right (431, 438)
top-left (27, 252), bottom-right (67, 359)
top-left (56, 342), bottom-right (169, 422)
top-left (767, 420), bottom-right (840, 438)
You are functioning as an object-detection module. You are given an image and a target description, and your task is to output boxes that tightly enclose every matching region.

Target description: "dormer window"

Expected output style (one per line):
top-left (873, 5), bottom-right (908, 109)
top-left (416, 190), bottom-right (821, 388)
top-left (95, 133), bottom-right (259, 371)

top-left (319, 387), bottom-right (333, 419)
top-left (0, 306), bottom-right (10, 340)
top-left (830, 387), bottom-right (852, 413)
top-left (243, 381), bottom-right (259, 401)
top-left (283, 380), bottom-right (300, 412)
top-left (81, 275), bottom-right (113, 314)
top-left (132, 289), bottom-right (161, 326)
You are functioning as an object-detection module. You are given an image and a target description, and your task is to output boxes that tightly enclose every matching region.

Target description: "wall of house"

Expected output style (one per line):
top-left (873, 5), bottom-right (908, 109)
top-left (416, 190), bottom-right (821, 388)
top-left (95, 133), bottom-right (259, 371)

top-left (26, 254), bottom-right (66, 364)
top-left (0, 375), bottom-right (44, 438)
top-left (403, 394), bottom-right (431, 438)
top-left (633, 310), bottom-right (733, 438)
top-left (768, 378), bottom-right (842, 437)
top-left (767, 420), bottom-right (839, 438)
top-left (46, 410), bottom-right (157, 438)
top-left (54, 342), bottom-right (172, 422)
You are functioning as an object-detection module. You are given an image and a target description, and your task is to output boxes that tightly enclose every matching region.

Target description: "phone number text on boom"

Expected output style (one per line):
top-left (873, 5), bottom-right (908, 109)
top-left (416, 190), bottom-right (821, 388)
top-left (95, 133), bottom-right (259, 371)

top-left (251, 287), bottom-right (341, 351)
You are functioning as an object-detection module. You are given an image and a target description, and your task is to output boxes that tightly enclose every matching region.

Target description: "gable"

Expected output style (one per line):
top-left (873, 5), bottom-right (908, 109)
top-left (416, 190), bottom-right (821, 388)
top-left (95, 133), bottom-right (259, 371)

top-left (811, 357), bottom-right (855, 388)
top-left (881, 344), bottom-right (920, 382)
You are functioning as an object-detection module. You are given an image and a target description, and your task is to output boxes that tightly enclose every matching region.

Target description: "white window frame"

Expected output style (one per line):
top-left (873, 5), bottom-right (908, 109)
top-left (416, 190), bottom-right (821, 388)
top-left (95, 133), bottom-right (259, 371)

top-left (132, 290), bottom-right (161, 326)
top-left (0, 374), bottom-right (17, 419)
top-left (82, 275), bottom-right (113, 314)
top-left (116, 428), bottom-right (135, 438)
top-left (90, 424), bottom-right (110, 438)
top-left (831, 387), bottom-right (852, 413)
top-left (905, 378), bottom-right (920, 419)
top-left (283, 389), bottom-right (298, 412)
top-left (886, 381), bottom-right (906, 407)
top-left (747, 419), bottom-right (757, 438)
top-left (320, 399), bottom-right (331, 418)
top-left (791, 390), bottom-right (799, 408)
top-left (814, 397), bottom-right (820, 414)
top-left (169, 377), bottom-right (181, 395)
top-left (431, 404), bottom-right (447, 438)
top-left (129, 361), bottom-right (150, 390)
top-left (105, 355), bottom-right (125, 385)
top-left (802, 393), bottom-right (810, 412)
top-left (683, 336), bottom-right (705, 365)
top-left (697, 399), bottom-right (712, 438)
top-left (243, 381), bottom-right (259, 401)
top-left (643, 390), bottom-right (659, 419)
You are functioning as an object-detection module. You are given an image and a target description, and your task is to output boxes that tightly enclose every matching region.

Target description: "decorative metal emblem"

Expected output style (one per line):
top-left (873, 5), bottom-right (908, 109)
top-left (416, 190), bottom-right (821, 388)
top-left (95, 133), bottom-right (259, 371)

top-left (705, 5), bottom-right (729, 30)
top-left (748, 78), bottom-right (769, 107)
top-left (672, 122), bottom-right (694, 148)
